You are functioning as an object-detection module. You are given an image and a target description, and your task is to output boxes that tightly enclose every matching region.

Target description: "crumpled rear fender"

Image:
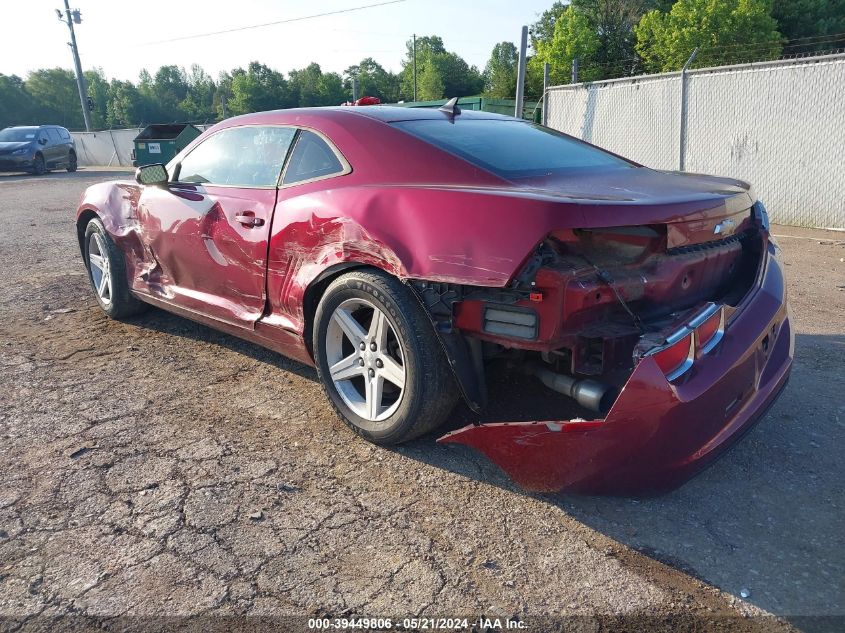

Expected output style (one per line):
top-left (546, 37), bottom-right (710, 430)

top-left (438, 247), bottom-right (793, 495)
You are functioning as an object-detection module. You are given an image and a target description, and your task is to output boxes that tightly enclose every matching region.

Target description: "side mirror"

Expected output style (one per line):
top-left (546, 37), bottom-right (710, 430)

top-left (38, 138), bottom-right (47, 145)
top-left (135, 163), bottom-right (168, 186)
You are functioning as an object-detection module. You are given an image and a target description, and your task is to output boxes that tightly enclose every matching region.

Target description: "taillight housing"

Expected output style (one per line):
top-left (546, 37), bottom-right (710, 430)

top-left (690, 303), bottom-right (725, 355)
top-left (644, 303), bottom-right (725, 382)
top-left (647, 329), bottom-right (695, 381)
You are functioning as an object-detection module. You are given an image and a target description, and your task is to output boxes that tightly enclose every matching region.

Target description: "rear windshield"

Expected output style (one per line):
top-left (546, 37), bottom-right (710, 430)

top-left (0, 128), bottom-right (38, 142)
top-left (393, 118), bottom-right (632, 179)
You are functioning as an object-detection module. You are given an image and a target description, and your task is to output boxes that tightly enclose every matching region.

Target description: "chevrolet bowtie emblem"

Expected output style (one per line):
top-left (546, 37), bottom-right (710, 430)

top-left (713, 218), bottom-right (736, 235)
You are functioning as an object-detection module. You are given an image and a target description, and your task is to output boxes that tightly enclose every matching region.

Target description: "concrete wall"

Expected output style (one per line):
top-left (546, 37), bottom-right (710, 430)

top-left (546, 54), bottom-right (845, 229)
top-left (71, 125), bottom-right (210, 168)
top-left (72, 129), bottom-right (141, 167)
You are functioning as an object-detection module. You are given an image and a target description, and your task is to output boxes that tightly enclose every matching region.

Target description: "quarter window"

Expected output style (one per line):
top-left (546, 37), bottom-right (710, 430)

top-left (283, 130), bottom-right (345, 185)
top-left (58, 128), bottom-right (71, 141)
top-left (177, 126), bottom-right (296, 187)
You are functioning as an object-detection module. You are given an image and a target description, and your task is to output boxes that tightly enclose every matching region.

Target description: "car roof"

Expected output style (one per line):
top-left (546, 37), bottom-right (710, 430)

top-left (223, 105), bottom-right (519, 128)
top-left (333, 105), bottom-right (518, 123)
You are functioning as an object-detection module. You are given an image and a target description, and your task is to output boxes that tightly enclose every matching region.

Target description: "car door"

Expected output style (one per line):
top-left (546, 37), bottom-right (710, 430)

top-left (45, 128), bottom-right (64, 166)
top-left (35, 129), bottom-right (52, 164)
top-left (136, 125), bottom-right (296, 328)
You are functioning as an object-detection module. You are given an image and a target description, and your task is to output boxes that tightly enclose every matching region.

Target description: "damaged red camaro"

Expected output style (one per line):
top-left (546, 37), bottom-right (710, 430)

top-left (75, 104), bottom-right (793, 494)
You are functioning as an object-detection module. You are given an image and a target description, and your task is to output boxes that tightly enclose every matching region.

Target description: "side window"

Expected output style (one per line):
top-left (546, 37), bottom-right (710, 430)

top-left (282, 130), bottom-right (345, 185)
top-left (37, 129), bottom-right (48, 144)
top-left (177, 126), bottom-right (296, 187)
top-left (46, 129), bottom-right (62, 144)
top-left (58, 128), bottom-right (71, 141)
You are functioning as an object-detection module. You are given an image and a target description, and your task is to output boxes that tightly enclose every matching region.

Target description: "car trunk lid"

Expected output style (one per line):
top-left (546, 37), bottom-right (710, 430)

top-left (511, 167), bottom-right (756, 249)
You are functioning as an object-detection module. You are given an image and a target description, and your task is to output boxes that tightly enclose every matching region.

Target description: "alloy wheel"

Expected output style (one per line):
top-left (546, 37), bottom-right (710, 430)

top-left (325, 298), bottom-right (406, 422)
top-left (88, 233), bottom-right (112, 306)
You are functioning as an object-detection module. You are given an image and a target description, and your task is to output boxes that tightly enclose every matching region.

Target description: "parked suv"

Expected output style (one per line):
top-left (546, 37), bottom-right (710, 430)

top-left (0, 125), bottom-right (77, 174)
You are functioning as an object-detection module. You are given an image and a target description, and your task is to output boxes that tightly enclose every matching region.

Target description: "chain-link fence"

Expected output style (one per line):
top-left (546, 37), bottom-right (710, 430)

top-left (546, 53), bottom-right (845, 229)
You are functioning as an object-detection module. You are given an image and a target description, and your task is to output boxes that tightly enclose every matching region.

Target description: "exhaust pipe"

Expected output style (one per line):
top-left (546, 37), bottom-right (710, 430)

top-left (530, 364), bottom-right (618, 415)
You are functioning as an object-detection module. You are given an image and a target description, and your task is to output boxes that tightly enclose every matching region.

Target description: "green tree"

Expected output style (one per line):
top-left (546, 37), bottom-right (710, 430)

top-left (572, 0), bottom-right (651, 72)
top-left (105, 79), bottom-right (142, 128)
top-left (530, 6), bottom-right (602, 85)
top-left (152, 65), bottom-right (189, 120)
top-left (417, 63), bottom-right (445, 100)
top-left (228, 62), bottom-right (292, 115)
top-left (529, 1), bottom-right (568, 51)
top-left (137, 69), bottom-right (166, 124)
top-left (180, 64), bottom-right (216, 122)
top-left (84, 68), bottom-right (110, 128)
top-left (483, 42), bottom-right (518, 98)
top-left (25, 68), bottom-right (83, 128)
top-left (0, 74), bottom-right (33, 129)
top-left (317, 71), bottom-right (347, 105)
top-left (344, 58), bottom-right (398, 102)
top-left (772, 0), bottom-right (845, 47)
top-left (288, 63), bottom-right (323, 107)
top-left (399, 36), bottom-right (482, 100)
top-left (636, 0), bottom-right (783, 72)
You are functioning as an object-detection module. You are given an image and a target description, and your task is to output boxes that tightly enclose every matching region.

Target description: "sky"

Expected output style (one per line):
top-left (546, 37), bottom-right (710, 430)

top-left (1, 0), bottom-right (555, 82)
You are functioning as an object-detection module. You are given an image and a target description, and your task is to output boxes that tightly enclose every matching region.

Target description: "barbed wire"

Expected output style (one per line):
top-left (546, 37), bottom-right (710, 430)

top-left (562, 33), bottom-right (845, 83)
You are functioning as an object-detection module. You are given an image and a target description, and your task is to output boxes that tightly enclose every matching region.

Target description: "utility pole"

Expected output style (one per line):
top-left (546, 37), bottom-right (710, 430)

top-left (352, 77), bottom-right (359, 102)
top-left (542, 62), bottom-right (550, 126)
top-left (57, 0), bottom-right (92, 132)
top-left (514, 25), bottom-right (528, 118)
top-left (412, 34), bottom-right (417, 102)
top-left (678, 47), bottom-right (699, 171)
top-left (571, 58), bottom-right (579, 84)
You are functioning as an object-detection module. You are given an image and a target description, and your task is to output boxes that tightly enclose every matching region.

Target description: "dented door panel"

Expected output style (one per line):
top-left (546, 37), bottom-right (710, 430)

top-left (133, 183), bottom-right (275, 327)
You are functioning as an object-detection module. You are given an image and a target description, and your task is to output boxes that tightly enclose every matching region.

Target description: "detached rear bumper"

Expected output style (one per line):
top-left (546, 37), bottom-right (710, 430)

top-left (438, 241), bottom-right (794, 495)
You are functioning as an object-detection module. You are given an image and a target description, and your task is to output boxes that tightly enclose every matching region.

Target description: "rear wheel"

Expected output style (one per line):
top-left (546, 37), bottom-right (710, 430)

top-left (66, 152), bottom-right (77, 172)
top-left (84, 217), bottom-right (146, 319)
top-left (313, 269), bottom-right (458, 444)
top-left (31, 153), bottom-right (45, 175)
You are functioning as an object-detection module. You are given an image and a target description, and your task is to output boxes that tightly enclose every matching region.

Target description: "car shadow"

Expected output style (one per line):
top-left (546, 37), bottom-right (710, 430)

top-left (120, 306), bottom-right (844, 627)
top-left (125, 307), bottom-right (320, 384)
top-left (400, 333), bottom-right (845, 629)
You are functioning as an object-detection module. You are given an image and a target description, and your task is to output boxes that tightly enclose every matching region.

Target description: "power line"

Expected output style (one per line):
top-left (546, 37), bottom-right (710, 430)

top-left (143, 0), bottom-right (408, 45)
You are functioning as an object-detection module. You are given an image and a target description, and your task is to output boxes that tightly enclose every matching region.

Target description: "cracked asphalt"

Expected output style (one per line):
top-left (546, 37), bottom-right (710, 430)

top-left (0, 170), bottom-right (843, 632)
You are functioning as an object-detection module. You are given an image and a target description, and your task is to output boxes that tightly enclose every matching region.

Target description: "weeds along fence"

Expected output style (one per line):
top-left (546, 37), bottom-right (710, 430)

top-left (545, 53), bottom-right (845, 229)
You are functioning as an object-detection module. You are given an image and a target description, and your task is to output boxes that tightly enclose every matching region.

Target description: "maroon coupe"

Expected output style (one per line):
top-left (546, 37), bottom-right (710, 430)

top-left (76, 104), bottom-right (793, 494)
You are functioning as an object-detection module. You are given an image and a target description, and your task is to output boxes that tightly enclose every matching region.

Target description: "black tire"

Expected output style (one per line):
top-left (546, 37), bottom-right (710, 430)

top-left (66, 151), bottom-right (77, 172)
top-left (83, 217), bottom-right (147, 319)
top-left (313, 269), bottom-right (459, 445)
top-left (31, 153), bottom-right (45, 175)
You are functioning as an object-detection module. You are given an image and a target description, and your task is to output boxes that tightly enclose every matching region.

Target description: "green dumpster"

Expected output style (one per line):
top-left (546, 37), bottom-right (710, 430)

top-left (131, 123), bottom-right (201, 167)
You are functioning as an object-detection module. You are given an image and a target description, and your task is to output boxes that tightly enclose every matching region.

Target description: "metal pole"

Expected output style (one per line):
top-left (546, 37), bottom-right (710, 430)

top-left (571, 58), bottom-right (579, 84)
top-left (679, 47), bottom-right (699, 171)
top-left (62, 0), bottom-right (92, 132)
top-left (514, 25), bottom-right (528, 118)
top-left (542, 62), bottom-right (550, 126)
top-left (352, 77), bottom-right (359, 102)
top-left (412, 34), bottom-right (417, 101)
top-left (220, 93), bottom-right (228, 119)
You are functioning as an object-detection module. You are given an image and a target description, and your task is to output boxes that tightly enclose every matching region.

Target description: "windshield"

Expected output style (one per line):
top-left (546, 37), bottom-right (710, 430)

top-left (393, 118), bottom-right (633, 179)
top-left (0, 128), bottom-right (38, 143)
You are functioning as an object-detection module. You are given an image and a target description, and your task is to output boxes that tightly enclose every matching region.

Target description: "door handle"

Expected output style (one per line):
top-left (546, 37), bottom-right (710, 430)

top-left (234, 213), bottom-right (265, 227)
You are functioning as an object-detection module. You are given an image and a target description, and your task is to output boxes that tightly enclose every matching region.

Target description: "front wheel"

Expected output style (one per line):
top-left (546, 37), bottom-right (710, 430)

top-left (83, 218), bottom-right (146, 319)
top-left (313, 270), bottom-right (458, 445)
top-left (31, 153), bottom-right (45, 175)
